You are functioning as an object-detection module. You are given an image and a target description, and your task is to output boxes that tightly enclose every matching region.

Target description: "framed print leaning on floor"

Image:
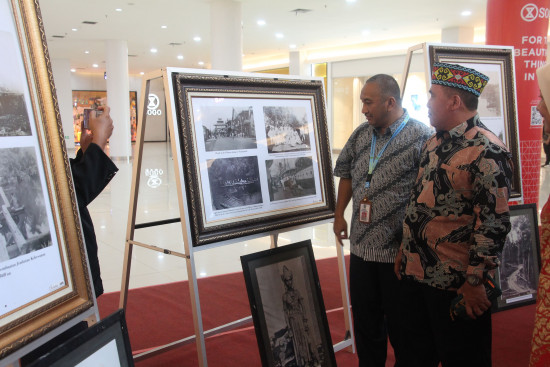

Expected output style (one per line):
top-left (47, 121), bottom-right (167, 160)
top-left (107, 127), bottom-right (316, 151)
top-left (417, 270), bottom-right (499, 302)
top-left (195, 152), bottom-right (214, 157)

top-left (0, 0), bottom-right (94, 359)
top-left (171, 72), bottom-right (335, 247)
top-left (494, 203), bottom-right (541, 311)
top-left (428, 44), bottom-right (522, 199)
top-left (241, 240), bottom-right (336, 367)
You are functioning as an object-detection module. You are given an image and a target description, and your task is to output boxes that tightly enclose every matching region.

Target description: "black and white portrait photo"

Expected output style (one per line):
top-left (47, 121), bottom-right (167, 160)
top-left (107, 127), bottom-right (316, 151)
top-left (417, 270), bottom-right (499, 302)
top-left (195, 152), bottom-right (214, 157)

top-left (256, 257), bottom-right (325, 367)
top-left (264, 106), bottom-right (311, 154)
top-left (197, 104), bottom-right (256, 152)
top-left (498, 213), bottom-right (538, 301)
top-left (265, 157), bottom-right (316, 202)
top-left (0, 147), bottom-right (52, 264)
top-left (207, 156), bottom-right (262, 210)
top-left (0, 31), bottom-right (32, 137)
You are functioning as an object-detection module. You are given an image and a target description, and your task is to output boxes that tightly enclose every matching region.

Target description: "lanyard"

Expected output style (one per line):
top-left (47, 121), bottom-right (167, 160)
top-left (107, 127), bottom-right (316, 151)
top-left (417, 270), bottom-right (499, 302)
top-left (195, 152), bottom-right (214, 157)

top-left (365, 115), bottom-right (410, 189)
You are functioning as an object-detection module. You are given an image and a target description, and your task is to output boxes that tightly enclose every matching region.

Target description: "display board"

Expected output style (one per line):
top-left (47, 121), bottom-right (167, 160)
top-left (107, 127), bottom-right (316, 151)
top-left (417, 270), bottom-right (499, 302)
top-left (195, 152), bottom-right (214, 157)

top-left (0, 0), bottom-right (95, 360)
top-left (170, 73), bottom-right (335, 246)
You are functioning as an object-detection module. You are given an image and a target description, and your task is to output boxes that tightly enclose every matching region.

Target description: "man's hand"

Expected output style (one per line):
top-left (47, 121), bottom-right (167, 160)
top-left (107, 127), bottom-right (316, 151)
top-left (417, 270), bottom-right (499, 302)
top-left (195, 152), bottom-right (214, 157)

top-left (333, 216), bottom-right (348, 241)
top-left (80, 128), bottom-right (93, 153)
top-left (394, 250), bottom-right (403, 280)
top-left (456, 281), bottom-right (492, 319)
top-left (88, 106), bottom-right (114, 152)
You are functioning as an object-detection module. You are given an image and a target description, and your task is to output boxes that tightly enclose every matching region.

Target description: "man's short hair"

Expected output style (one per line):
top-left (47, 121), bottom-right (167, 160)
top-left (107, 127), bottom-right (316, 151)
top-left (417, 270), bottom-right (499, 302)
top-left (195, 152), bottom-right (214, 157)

top-left (366, 74), bottom-right (402, 105)
top-left (442, 86), bottom-right (479, 111)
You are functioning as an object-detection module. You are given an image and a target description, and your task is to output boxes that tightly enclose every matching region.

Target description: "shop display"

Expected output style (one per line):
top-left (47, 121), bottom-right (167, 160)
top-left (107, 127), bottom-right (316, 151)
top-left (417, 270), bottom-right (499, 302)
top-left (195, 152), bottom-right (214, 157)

top-left (241, 240), bottom-right (336, 367)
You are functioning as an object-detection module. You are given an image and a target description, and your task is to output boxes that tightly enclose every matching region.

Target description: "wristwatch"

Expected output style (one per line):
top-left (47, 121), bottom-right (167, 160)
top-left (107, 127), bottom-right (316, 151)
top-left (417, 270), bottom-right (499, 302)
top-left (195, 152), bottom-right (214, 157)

top-left (466, 274), bottom-right (483, 286)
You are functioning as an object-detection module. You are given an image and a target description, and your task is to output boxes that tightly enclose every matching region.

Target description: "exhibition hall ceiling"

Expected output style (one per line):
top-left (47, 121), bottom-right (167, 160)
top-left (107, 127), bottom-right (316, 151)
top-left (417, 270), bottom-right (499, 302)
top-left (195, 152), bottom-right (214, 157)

top-left (39, 0), bottom-right (488, 74)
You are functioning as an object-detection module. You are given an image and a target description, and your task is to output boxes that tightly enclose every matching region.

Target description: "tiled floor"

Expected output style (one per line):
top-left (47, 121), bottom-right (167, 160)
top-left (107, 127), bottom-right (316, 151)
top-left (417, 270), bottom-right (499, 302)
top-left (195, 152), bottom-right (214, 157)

top-left (84, 142), bottom-right (549, 295)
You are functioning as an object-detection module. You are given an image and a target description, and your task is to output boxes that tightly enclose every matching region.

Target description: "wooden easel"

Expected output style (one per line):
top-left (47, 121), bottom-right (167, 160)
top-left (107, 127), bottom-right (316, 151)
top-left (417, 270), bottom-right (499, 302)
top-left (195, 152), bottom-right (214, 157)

top-left (119, 68), bottom-right (354, 366)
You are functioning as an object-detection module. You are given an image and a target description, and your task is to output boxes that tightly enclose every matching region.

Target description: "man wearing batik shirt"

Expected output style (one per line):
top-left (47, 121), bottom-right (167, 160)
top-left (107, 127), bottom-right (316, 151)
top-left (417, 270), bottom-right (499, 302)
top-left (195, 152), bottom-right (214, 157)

top-left (394, 63), bottom-right (513, 367)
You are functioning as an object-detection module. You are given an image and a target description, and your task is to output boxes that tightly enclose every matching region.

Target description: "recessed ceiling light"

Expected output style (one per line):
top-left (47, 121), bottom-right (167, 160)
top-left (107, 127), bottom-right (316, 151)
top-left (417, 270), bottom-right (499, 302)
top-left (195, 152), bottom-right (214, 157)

top-left (198, 61), bottom-right (204, 66)
top-left (346, 0), bottom-right (357, 3)
top-left (193, 36), bottom-right (201, 42)
top-left (70, 68), bottom-right (76, 72)
top-left (71, 28), bottom-right (77, 32)
top-left (115, 8), bottom-right (122, 12)
top-left (84, 50), bottom-right (90, 54)
top-left (140, 72), bottom-right (145, 75)
top-left (161, 25), bottom-right (167, 29)
top-left (362, 29), bottom-right (370, 36)
top-left (275, 33), bottom-right (284, 39)
top-left (289, 44), bottom-right (297, 49)
top-left (177, 55), bottom-right (184, 60)
top-left (150, 48), bottom-right (158, 53)
top-left (461, 10), bottom-right (472, 16)
top-left (92, 64), bottom-right (99, 68)
top-left (257, 19), bottom-right (266, 26)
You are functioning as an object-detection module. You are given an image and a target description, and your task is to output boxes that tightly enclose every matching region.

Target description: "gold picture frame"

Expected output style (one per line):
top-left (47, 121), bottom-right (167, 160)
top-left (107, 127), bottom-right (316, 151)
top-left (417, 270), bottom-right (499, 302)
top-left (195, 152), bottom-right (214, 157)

top-left (1, 0), bottom-right (94, 359)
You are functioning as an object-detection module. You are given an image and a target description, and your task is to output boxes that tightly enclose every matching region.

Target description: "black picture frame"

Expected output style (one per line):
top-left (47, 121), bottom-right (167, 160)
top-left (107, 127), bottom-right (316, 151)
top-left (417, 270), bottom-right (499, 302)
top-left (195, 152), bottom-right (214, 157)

top-left (493, 203), bottom-right (541, 311)
top-left (28, 309), bottom-right (134, 367)
top-left (428, 45), bottom-right (522, 199)
top-left (171, 73), bottom-right (335, 247)
top-left (240, 240), bottom-right (336, 367)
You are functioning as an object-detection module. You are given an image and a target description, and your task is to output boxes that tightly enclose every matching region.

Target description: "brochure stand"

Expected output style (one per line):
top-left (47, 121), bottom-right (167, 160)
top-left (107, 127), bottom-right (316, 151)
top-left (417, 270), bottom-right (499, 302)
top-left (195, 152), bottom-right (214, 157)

top-left (119, 68), bottom-right (354, 366)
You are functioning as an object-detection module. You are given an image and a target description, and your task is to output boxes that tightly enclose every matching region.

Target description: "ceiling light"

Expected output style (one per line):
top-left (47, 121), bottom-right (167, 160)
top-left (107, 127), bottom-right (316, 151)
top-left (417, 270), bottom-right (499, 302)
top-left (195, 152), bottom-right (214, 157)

top-left (70, 68), bottom-right (76, 72)
top-left (71, 28), bottom-right (77, 32)
top-left (461, 10), bottom-right (472, 16)
top-left (198, 61), bottom-right (204, 66)
top-left (346, 0), bottom-right (357, 3)
top-left (193, 36), bottom-right (201, 42)
top-left (140, 72), bottom-right (145, 75)
top-left (115, 8), bottom-right (122, 12)
top-left (84, 50), bottom-right (90, 54)
top-left (275, 33), bottom-right (284, 39)
top-left (92, 64), bottom-right (99, 68)
top-left (257, 19), bottom-right (266, 26)
top-left (161, 25), bottom-right (167, 29)
top-left (289, 44), bottom-right (297, 49)
top-left (150, 48), bottom-right (158, 53)
top-left (362, 30), bottom-right (370, 36)
top-left (177, 55), bottom-right (184, 60)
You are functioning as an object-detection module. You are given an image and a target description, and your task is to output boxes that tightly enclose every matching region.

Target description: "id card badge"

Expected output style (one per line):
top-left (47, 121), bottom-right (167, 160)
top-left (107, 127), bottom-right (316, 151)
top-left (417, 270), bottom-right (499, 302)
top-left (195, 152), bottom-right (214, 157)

top-left (359, 196), bottom-right (372, 223)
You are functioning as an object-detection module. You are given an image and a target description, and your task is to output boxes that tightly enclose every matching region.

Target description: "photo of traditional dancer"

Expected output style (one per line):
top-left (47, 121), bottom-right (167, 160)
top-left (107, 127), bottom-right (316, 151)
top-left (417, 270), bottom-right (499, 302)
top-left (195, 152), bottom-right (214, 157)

top-left (255, 257), bottom-right (326, 367)
top-left (266, 157), bottom-right (316, 202)
top-left (199, 105), bottom-right (256, 152)
top-left (0, 147), bottom-right (52, 264)
top-left (0, 31), bottom-right (32, 136)
top-left (264, 106), bottom-right (311, 153)
top-left (498, 213), bottom-right (538, 301)
top-left (207, 156), bottom-right (262, 210)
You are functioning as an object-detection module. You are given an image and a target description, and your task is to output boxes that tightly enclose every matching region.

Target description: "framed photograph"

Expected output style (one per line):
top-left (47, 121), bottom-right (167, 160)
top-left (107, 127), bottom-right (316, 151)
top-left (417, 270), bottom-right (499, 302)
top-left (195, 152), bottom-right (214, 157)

top-left (1, 0), bottom-right (94, 359)
top-left (493, 203), bottom-right (541, 311)
top-left (428, 45), bottom-right (522, 199)
top-left (171, 73), bottom-right (335, 246)
top-left (28, 309), bottom-right (134, 367)
top-left (240, 240), bottom-right (336, 367)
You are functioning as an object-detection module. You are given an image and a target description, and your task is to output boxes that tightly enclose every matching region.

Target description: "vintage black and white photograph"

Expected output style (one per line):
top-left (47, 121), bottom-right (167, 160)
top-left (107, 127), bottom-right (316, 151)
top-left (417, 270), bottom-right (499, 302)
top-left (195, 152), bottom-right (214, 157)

top-left (0, 147), bottom-right (52, 264)
top-left (207, 156), bottom-right (262, 210)
top-left (264, 106), bottom-right (311, 154)
top-left (494, 203), bottom-right (540, 311)
top-left (241, 240), bottom-right (336, 367)
top-left (0, 31), bottom-right (32, 137)
top-left (266, 157), bottom-right (316, 202)
top-left (197, 104), bottom-right (257, 151)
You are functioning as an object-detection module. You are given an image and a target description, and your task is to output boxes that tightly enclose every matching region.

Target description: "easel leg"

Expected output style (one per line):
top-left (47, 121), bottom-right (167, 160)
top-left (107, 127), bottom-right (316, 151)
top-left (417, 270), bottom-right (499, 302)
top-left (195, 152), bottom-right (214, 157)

top-left (186, 254), bottom-right (208, 366)
top-left (119, 241), bottom-right (133, 310)
top-left (336, 236), bottom-right (355, 353)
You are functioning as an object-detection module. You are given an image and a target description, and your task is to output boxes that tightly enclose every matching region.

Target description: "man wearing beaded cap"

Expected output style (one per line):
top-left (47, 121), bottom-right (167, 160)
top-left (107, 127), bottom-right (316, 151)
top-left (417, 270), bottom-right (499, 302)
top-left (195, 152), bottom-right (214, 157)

top-left (394, 63), bottom-right (513, 366)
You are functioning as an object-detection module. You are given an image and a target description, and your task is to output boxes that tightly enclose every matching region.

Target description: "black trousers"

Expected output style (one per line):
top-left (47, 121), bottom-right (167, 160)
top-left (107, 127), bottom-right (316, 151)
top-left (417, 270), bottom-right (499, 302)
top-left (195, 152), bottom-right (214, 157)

top-left (398, 279), bottom-right (492, 367)
top-left (350, 254), bottom-right (403, 367)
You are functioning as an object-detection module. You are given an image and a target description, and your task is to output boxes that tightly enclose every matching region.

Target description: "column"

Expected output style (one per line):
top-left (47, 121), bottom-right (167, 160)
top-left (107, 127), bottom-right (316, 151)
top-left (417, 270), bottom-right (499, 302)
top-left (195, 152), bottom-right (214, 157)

top-left (486, 0), bottom-right (550, 204)
top-left (441, 27), bottom-right (474, 44)
top-left (51, 59), bottom-right (75, 150)
top-left (105, 39), bottom-right (132, 160)
top-left (210, 0), bottom-right (242, 71)
top-left (289, 50), bottom-right (311, 77)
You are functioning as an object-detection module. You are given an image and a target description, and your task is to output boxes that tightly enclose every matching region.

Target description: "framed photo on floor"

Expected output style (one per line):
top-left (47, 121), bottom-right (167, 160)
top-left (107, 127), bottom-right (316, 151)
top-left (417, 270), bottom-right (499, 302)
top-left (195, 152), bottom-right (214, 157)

top-left (240, 240), bottom-right (336, 367)
top-left (1, 0), bottom-right (94, 359)
top-left (171, 72), bottom-right (335, 246)
top-left (428, 44), bottom-right (522, 199)
top-left (493, 203), bottom-right (541, 311)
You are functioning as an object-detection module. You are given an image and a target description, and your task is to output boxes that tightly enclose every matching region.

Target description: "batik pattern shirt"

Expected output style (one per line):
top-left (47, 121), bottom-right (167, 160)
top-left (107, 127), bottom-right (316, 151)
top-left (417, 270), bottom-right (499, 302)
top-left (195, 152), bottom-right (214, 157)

top-left (334, 111), bottom-right (433, 263)
top-left (401, 115), bottom-right (513, 290)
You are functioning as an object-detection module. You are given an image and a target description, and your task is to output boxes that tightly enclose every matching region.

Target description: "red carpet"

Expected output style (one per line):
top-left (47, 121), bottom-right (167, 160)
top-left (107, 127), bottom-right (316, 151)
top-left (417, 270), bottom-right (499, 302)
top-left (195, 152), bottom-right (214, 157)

top-left (97, 256), bottom-right (535, 366)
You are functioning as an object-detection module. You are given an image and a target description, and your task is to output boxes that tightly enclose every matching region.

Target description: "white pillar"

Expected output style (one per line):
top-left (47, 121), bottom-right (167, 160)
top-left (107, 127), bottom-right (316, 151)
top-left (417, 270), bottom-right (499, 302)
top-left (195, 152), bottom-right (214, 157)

top-left (210, 0), bottom-right (242, 71)
top-left (105, 40), bottom-right (132, 160)
top-left (51, 59), bottom-right (75, 150)
top-left (441, 27), bottom-right (474, 44)
top-left (289, 50), bottom-right (311, 77)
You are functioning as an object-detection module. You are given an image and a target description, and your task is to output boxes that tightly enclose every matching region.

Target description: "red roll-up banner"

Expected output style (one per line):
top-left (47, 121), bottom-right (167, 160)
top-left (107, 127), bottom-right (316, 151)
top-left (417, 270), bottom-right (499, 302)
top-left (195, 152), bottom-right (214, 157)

top-left (486, 0), bottom-right (550, 204)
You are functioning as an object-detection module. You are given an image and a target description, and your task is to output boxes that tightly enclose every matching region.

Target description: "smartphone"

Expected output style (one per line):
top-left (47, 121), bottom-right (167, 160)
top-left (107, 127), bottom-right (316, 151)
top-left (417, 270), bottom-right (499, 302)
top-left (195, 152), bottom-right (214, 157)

top-left (82, 107), bottom-right (103, 130)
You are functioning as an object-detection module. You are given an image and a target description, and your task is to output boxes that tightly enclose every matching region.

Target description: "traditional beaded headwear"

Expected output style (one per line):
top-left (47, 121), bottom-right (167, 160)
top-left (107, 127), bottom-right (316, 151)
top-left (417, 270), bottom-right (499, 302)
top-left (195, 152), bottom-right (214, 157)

top-left (431, 62), bottom-right (489, 97)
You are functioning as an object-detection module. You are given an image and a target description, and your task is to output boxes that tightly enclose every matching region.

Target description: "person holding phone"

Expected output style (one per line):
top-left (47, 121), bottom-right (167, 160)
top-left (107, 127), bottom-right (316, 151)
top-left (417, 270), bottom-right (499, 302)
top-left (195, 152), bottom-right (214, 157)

top-left (70, 105), bottom-right (118, 298)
